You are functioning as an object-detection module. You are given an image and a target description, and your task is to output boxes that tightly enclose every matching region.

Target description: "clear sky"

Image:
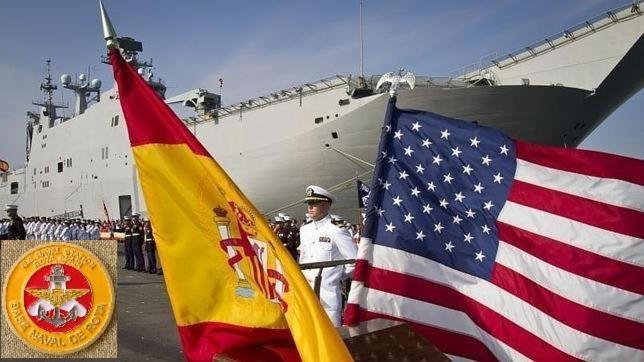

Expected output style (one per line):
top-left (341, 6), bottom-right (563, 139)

top-left (0, 0), bottom-right (641, 168)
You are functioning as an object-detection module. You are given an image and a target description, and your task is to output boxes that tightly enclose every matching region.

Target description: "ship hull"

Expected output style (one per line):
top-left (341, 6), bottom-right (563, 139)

top-left (218, 84), bottom-right (600, 218)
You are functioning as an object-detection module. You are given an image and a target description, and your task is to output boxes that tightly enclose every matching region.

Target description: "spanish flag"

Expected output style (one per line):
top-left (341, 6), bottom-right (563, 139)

top-left (108, 49), bottom-right (351, 361)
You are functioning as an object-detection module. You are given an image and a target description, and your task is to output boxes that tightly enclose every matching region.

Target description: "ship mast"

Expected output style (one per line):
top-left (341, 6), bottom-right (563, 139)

top-left (32, 60), bottom-right (67, 128)
top-left (359, 0), bottom-right (364, 78)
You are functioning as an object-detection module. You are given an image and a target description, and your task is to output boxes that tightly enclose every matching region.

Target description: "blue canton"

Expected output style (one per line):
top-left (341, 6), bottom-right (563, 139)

top-left (365, 104), bottom-right (517, 280)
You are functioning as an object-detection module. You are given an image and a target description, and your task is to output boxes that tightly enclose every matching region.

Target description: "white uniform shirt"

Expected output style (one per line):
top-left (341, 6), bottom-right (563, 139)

top-left (30, 221), bottom-right (41, 239)
top-left (46, 223), bottom-right (57, 240)
top-left (77, 226), bottom-right (88, 240)
top-left (299, 214), bottom-right (357, 326)
top-left (60, 226), bottom-right (72, 241)
top-left (87, 225), bottom-right (99, 240)
top-left (53, 224), bottom-right (64, 240)
top-left (38, 222), bottom-right (49, 240)
top-left (25, 221), bottom-right (33, 238)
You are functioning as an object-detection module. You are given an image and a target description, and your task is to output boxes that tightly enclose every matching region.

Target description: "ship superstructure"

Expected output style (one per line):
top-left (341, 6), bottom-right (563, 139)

top-left (1, 2), bottom-right (642, 220)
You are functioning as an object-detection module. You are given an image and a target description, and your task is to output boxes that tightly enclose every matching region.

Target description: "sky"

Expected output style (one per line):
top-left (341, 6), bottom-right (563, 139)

top-left (0, 0), bottom-right (641, 168)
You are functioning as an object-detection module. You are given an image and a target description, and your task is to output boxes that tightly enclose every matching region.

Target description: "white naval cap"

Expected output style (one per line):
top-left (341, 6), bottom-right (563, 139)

top-left (331, 214), bottom-right (344, 221)
top-left (274, 215), bottom-right (284, 223)
top-left (283, 215), bottom-right (291, 221)
top-left (5, 204), bottom-right (18, 211)
top-left (304, 185), bottom-right (334, 203)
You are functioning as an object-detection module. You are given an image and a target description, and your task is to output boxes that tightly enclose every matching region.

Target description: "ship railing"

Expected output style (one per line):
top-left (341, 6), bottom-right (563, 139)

top-left (182, 72), bottom-right (473, 125)
top-left (213, 75), bottom-right (349, 118)
top-left (449, 52), bottom-right (498, 80)
top-left (300, 259), bottom-right (356, 297)
top-left (452, 0), bottom-right (643, 79)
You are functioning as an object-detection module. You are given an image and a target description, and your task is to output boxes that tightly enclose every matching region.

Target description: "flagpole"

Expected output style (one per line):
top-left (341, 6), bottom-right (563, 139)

top-left (362, 94), bottom-right (397, 237)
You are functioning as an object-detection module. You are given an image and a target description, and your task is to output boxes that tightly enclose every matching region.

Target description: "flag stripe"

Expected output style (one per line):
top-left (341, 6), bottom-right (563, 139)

top-left (177, 321), bottom-right (298, 361)
top-left (363, 244), bottom-right (644, 360)
top-left (344, 302), bottom-right (505, 362)
top-left (508, 180), bottom-right (644, 238)
top-left (499, 201), bottom-right (643, 266)
top-left (350, 278), bottom-right (571, 361)
top-left (491, 263), bottom-right (644, 349)
top-left (497, 240), bottom-right (643, 322)
top-left (112, 51), bottom-right (211, 157)
top-left (497, 222), bottom-right (644, 295)
top-left (515, 141), bottom-right (644, 186)
top-left (515, 159), bottom-right (644, 212)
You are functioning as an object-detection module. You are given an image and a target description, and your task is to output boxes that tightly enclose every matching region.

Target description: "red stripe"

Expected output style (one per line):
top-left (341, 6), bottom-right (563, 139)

top-left (249, 256), bottom-right (267, 297)
top-left (356, 266), bottom-right (580, 361)
top-left (109, 49), bottom-right (211, 157)
top-left (497, 222), bottom-right (644, 294)
top-left (516, 140), bottom-right (644, 186)
top-left (344, 303), bottom-right (498, 362)
top-left (177, 321), bottom-right (299, 362)
top-left (508, 180), bottom-right (644, 238)
top-left (491, 263), bottom-right (644, 350)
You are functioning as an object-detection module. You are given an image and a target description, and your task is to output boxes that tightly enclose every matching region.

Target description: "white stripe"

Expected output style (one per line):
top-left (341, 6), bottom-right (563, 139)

top-left (498, 201), bottom-right (644, 266)
top-left (350, 281), bottom-right (530, 362)
top-left (364, 244), bottom-right (644, 361)
top-left (515, 158), bottom-right (644, 212)
top-left (496, 241), bottom-right (643, 322)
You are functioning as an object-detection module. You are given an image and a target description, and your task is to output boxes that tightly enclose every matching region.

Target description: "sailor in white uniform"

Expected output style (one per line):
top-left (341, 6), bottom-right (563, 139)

top-left (298, 185), bottom-right (357, 327)
top-left (59, 220), bottom-right (72, 241)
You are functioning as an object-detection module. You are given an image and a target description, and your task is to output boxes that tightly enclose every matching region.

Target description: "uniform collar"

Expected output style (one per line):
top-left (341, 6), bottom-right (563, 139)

top-left (312, 214), bottom-right (331, 228)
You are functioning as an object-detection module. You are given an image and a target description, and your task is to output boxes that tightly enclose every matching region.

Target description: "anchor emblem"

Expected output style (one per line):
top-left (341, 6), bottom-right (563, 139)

top-left (25, 265), bottom-right (90, 328)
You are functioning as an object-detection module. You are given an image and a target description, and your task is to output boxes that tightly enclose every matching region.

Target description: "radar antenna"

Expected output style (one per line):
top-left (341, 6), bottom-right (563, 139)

top-left (32, 60), bottom-right (68, 128)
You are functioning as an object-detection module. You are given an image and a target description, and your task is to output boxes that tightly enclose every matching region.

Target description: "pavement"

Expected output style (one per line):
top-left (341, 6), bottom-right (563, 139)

top-left (116, 245), bottom-right (183, 361)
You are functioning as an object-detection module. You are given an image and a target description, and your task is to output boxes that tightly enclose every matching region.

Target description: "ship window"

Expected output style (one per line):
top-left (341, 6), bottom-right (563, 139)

top-left (332, 132), bottom-right (339, 139)
top-left (57, 162), bottom-right (63, 173)
top-left (314, 117), bottom-right (323, 124)
top-left (114, 115), bottom-right (119, 126)
top-left (10, 182), bottom-right (18, 194)
top-left (101, 147), bottom-right (109, 160)
top-left (44, 166), bottom-right (49, 174)
top-left (66, 158), bottom-right (72, 167)
top-left (339, 99), bottom-right (350, 106)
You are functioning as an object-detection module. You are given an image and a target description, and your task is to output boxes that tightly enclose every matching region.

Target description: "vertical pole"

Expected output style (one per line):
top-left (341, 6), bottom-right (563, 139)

top-left (359, 0), bottom-right (364, 77)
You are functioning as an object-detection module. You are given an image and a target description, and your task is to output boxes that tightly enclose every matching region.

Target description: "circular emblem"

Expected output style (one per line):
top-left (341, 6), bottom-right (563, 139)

top-left (2, 243), bottom-right (114, 355)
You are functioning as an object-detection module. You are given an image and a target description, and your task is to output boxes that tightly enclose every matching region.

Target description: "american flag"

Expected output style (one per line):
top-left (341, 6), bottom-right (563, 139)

top-left (344, 97), bottom-right (644, 361)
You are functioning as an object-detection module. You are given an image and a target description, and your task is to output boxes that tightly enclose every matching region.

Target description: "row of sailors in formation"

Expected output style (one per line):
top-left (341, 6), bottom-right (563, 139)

top-left (0, 217), bottom-right (102, 240)
top-left (270, 212), bottom-right (361, 239)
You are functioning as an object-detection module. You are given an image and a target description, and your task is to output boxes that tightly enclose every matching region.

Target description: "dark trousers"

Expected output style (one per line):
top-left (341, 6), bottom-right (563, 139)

top-left (133, 239), bottom-right (145, 271)
top-left (146, 249), bottom-right (157, 273)
top-left (124, 239), bottom-right (134, 269)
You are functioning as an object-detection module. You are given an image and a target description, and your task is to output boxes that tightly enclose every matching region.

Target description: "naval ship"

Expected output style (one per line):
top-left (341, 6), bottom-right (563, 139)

top-left (1, 2), bottom-right (643, 220)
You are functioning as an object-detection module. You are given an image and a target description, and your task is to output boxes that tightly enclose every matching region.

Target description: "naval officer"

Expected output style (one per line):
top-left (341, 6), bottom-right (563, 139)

top-left (3, 205), bottom-right (26, 240)
top-left (299, 186), bottom-right (357, 327)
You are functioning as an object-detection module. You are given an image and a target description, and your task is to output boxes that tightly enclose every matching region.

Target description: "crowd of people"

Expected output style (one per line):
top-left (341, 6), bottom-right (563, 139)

top-left (0, 205), bottom-right (162, 275)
